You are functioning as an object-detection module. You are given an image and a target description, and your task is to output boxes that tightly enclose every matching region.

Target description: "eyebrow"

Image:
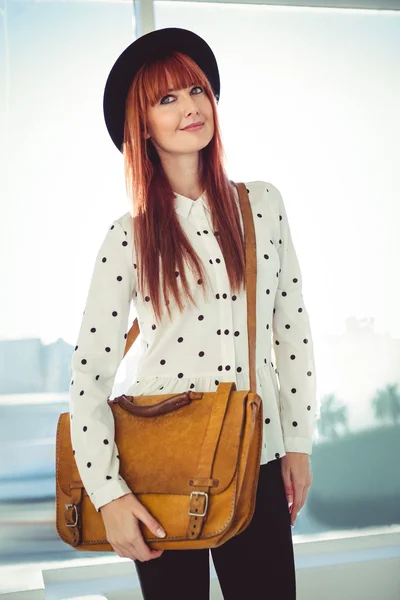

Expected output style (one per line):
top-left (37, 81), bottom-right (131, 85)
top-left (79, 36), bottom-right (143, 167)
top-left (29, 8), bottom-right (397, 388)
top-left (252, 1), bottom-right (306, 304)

top-left (166, 84), bottom-right (196, 92)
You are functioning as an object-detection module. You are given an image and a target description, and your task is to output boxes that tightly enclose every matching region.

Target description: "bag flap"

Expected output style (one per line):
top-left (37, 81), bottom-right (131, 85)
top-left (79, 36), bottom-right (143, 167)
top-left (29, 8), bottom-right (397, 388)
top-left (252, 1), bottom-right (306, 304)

top-left (56, 389), bottom-right (250, 498)
top-left (114, 389), bottom-right (249, 496)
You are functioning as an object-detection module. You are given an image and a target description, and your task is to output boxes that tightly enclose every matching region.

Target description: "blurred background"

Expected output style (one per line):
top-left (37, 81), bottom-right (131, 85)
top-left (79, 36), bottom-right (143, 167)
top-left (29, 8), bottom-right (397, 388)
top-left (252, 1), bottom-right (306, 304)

top-left (0, 0), bottom-right (399, 583)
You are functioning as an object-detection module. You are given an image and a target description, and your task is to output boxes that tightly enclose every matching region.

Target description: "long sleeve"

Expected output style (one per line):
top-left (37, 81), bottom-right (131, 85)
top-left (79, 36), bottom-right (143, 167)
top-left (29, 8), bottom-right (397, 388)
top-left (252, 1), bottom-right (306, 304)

top-left (270, 185), bottom-right (318, 455)
top-left (69, 218), bottom-right (135, 512)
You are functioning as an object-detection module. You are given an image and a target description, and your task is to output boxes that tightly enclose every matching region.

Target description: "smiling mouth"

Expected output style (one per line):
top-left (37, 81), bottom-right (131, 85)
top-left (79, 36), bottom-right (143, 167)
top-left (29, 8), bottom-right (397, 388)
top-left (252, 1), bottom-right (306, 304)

top-left (182, 123), bottom-right (204, 131)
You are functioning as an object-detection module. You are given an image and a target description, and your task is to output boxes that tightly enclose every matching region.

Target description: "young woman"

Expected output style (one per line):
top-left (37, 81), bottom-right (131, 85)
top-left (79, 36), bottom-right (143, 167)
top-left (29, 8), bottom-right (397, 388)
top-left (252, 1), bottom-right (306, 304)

top-left (69, 26), bottom-right (317, 600)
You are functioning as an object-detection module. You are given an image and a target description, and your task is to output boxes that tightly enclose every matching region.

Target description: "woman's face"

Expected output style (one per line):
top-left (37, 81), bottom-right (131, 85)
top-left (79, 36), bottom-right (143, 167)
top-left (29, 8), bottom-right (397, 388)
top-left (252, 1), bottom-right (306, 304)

top-left (144, 77), bottom-right (215, 157)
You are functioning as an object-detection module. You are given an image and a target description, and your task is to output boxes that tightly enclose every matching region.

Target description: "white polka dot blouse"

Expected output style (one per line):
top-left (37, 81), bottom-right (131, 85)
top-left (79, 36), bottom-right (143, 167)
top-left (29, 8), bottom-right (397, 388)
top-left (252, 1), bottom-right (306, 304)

top-left (69, 181), bottom-right (318, 512)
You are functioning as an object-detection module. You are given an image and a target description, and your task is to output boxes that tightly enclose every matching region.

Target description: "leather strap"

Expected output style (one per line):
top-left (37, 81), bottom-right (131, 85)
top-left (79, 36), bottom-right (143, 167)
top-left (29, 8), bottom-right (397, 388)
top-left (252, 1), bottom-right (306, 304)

top-left (122, 181), bottom-right (257, 393)
top-left (184, 182), bottom-right (258, 538)
top-left (186, 381), bottom-right (235, 538)
top-left (236, 181), bottom-right (257, 394)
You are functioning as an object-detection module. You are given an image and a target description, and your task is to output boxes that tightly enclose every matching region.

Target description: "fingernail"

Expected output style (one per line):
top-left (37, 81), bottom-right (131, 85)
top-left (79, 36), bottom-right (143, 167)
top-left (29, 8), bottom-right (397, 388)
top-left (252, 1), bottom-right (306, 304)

top-left (156, 528), bottom-right (166, 538)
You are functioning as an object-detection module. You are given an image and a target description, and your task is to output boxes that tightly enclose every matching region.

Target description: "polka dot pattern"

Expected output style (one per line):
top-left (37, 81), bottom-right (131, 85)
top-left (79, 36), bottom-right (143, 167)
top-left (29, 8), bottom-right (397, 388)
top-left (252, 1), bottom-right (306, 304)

top-left (69, 182), bottom-right (317, 513)
top-left (69, 219), bottom-right (134, 512)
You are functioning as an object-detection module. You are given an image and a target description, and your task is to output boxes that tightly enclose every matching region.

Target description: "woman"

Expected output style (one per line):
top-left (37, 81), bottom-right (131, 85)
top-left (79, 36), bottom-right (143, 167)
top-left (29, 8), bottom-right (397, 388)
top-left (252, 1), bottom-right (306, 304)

top-left (69, 27), bottom-right (317, 599)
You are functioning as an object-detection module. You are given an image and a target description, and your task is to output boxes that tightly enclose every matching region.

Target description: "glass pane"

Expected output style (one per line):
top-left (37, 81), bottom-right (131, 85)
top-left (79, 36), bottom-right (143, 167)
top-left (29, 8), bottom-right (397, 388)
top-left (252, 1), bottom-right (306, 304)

top-left (0, 0), bottom-right (136, 565)
top-left (154, 3), bottom-right (400, 536)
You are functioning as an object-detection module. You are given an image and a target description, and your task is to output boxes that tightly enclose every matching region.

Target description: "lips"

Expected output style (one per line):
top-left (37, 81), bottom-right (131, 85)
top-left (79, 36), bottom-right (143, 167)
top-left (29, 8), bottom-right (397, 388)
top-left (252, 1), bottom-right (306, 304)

top-left (183, 122), bottom-right (204, 130)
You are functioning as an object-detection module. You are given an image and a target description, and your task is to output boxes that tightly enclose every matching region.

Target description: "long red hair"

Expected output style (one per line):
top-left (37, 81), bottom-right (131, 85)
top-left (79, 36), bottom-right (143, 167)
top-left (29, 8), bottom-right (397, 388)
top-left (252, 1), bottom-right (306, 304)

top-left (123, 50), bottom-right (245, 324)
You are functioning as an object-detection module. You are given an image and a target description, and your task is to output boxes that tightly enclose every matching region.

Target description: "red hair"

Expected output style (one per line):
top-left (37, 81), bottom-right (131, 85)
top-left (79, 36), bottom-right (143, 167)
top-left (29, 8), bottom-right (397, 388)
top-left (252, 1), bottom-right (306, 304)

top-left (123, 50), bottom-right (245, 324)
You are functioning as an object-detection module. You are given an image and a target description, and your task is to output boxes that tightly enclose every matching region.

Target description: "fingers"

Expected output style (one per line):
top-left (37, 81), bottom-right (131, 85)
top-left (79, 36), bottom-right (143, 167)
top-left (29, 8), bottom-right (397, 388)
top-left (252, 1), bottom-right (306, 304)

top-left (110, 539), bottom-right (163, 562)
top-left (129, 533), bottom-right (163, 562)
top-left (117, 526), bottom-right (165, 562)
top-left (102, 494), bottom-right (165, 562)
top-left (290, 493), bottom-right (302, 526)
top-left (290, 480), bottom-right (312, 526)
top-left (301, 482), bottom-right (309, 515)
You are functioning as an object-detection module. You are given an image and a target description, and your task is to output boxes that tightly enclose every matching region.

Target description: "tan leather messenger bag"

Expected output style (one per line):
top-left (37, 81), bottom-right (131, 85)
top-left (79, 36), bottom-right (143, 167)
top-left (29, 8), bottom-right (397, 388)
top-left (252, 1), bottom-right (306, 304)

top-left (55, 181), bottom-right (264, 551)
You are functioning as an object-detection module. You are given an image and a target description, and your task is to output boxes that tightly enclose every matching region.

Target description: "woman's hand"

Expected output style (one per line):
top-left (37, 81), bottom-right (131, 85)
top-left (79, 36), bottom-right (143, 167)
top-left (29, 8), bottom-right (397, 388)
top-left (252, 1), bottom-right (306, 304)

top-left (281, 452), bottom-right (312, 527)
top-left (100, 493), bottom-right (166, 562)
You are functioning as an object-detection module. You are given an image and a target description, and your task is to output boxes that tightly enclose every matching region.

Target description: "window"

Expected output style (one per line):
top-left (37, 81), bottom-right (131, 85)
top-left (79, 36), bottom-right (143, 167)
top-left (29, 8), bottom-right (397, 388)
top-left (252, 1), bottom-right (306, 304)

top-left (1, 0), bottom-right (398, 567)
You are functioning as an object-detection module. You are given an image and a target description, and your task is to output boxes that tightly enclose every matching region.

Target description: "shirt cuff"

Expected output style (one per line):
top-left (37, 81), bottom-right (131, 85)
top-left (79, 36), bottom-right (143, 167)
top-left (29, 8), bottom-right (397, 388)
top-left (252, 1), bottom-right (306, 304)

top-left (283, 436), bottom-right (313, 455)
top-left (90, 478), bottom-right (133, 513)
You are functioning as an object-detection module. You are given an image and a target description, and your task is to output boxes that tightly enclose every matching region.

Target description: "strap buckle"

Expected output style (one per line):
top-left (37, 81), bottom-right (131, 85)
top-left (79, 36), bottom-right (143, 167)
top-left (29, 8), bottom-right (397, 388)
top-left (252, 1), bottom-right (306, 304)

top-left (65, 503), bottom-right (78, 527)
top-left (188, 491), bottom-right (208, 517)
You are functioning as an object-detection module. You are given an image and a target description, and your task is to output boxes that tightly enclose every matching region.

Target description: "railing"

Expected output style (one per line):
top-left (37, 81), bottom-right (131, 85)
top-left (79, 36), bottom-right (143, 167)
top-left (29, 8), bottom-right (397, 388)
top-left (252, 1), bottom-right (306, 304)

top-left (1, 527), bottom-right (400, 599)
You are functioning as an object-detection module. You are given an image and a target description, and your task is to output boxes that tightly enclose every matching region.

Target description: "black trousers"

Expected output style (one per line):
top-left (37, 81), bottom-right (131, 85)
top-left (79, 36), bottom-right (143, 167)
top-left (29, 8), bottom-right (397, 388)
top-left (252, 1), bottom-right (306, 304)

top-left (134, 457), bottom-right (296, 599)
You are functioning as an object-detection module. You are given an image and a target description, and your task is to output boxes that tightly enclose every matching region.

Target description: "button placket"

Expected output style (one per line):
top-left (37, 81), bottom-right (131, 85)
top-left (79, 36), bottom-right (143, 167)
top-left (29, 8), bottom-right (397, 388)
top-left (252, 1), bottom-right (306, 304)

top-left (199, 206), bottom-right (236, 381)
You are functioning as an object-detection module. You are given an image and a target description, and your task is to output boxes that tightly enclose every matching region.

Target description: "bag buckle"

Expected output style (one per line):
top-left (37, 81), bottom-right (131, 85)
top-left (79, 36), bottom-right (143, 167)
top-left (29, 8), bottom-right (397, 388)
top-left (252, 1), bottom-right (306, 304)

top-left (65, 503), bottom-right (78, 527)
top-left (188, 491), bottom-right (208, 517)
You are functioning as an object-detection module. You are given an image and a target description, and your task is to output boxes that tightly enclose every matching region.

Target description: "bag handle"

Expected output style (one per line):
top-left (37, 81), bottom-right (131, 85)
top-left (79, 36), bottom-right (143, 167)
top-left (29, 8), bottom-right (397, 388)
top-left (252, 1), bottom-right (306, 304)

top-left (121, 182), bottom-right (257, 393)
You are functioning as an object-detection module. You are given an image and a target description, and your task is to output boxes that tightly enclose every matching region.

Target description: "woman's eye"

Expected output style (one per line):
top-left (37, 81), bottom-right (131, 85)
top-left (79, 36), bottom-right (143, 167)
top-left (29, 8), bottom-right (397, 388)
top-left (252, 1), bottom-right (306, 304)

top-left (160, 86), bottom-right (203, 105)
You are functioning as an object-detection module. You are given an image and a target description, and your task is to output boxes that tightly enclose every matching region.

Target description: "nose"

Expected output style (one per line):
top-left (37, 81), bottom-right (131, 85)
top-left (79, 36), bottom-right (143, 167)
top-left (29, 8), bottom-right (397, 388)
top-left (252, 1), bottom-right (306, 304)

top-left (182, 92), bottom-right (200, 112)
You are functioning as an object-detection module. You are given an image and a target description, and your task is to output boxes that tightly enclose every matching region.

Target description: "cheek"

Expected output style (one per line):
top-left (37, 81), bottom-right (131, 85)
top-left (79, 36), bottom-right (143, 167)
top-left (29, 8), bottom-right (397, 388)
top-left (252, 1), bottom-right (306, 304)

top-left (147, 111), bottom-right (176, 136)
top-left (203, 101), bottom-right (214, 122)
top-left (158, 114), bottom-right (181, 134)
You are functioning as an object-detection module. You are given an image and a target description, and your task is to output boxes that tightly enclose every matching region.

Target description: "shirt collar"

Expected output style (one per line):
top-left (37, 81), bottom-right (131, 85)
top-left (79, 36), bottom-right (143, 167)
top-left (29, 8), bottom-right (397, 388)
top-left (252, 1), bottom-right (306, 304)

top-left (173, 190), bottom-right (211, 219)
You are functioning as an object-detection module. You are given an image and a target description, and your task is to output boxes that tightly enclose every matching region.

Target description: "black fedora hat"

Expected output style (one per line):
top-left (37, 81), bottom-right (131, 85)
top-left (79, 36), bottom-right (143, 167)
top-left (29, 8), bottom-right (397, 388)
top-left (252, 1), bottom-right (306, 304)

top-left (103, 27), bottom-right (221, 153)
